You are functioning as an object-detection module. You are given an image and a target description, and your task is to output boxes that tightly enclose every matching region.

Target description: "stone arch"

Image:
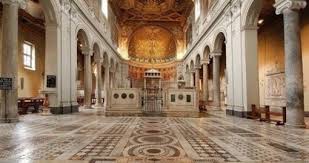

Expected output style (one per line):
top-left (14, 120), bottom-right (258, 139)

top-left (39, 0), bottom-right (60, 25)
top-left (241, 0), bottom-right (263, 28)
top-left (195, 54), bottom-right (201, 68)
top-left (25, 0), bottom-right (61, 108)
top-left (213, 32), bottom-right (226, 53)
top-left (93, 43), bottom-right (101, 61)
top-left (186, 64), bottom-right (190, 73)
top-left (190, 60), bottom-right (195, 71)
top-left (203, 45), bottom-right (211, 60)
top-left (103, 52), bottom-right (109, 68)
top-left (110, 58), bottom-right (115, 71)
top-left (115, 62), bottom-right (120, 72)
top-left (77, 29), bottom-right (90, 50)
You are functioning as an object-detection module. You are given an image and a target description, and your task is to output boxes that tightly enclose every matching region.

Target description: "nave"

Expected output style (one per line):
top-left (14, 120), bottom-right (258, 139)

top-left (0, 110), bottom-right (308, 163)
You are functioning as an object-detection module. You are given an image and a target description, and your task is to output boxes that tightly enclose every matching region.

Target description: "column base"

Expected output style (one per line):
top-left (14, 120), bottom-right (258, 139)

top-left (93, 103), bottom-right (104, 108)
top-left (72, 105), bottom-right (80, 113)
top-left (41, 107), bottom-right (52, 116)
top-left (96, 110), bottom-right (105, 116)
top-left (83, 105), bottom-right (93, 109)
top-left (50, 105), bottom-right (79, 115)
top-left (207, 105), bottom-right (221, 110)
top-left (226, 109), bottom-right (250, 118)
top-left (0, 117), bottom-right (19, 123)
top-left (285, 123), bottom-right (307, 129)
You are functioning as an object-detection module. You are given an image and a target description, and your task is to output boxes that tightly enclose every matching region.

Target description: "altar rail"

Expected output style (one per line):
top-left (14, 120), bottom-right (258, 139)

top-left (107, 88), bottom-right (198, 117)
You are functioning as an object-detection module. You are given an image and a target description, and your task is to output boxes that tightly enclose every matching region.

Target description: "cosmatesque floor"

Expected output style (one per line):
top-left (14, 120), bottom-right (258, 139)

top-left (0, 110), bottom-right (308, 163)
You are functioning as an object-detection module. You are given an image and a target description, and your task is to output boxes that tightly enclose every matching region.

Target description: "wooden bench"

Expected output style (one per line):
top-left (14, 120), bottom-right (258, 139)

top-left (18, 97), bottom-right (44, 115)
top-left (251, 104), bottom-right (286, 125)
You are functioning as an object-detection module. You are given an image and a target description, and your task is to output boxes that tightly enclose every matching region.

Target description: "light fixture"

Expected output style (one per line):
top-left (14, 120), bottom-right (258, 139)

top-left (258, 19), bottom-right (264, 25)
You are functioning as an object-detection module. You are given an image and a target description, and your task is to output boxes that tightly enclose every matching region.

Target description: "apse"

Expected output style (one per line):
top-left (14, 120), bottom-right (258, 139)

top-left (128, 25), bottom-right (176, 63)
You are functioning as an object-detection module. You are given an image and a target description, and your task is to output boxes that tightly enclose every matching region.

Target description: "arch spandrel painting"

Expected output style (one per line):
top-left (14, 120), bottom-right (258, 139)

top-left (128, 26), bottom-right (176, 63)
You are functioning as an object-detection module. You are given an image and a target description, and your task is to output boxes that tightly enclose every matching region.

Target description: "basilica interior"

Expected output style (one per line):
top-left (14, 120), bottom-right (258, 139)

top-left (0, 0), bottom-right (309, 162)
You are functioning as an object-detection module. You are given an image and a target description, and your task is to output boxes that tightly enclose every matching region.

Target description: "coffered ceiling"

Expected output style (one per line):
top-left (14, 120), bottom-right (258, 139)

top-left (110, 0), bottom-right (194, 26)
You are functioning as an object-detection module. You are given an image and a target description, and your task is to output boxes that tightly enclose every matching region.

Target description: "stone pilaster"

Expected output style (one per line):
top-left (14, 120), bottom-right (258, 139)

top-left (212, 53), bottom-right (221, 108)
top-left (95, 59), bottom-right (103, 107)
top-left (202, 60), bottom-right (209, 103)
top-left (82, 47), bottom-right (92, 109)
top-left (275, 0), bottom-right (307, 128)
top-left (0, 0), bottom-right (27, 123)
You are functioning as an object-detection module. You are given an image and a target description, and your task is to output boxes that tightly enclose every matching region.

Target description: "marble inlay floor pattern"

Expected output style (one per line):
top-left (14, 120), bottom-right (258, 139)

top-left (0, 111), bottom-right (308, 163)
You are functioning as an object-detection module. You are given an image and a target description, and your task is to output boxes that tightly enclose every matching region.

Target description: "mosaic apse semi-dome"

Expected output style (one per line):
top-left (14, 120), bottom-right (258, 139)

top-left (128, 25), bottom-right (176, 63)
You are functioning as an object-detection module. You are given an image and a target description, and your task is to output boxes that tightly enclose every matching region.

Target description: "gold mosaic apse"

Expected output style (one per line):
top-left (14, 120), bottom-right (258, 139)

top-left (128, 25), bottom-right (176, 63)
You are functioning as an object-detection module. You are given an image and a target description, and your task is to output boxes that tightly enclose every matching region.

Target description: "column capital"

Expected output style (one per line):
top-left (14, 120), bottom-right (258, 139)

top-left (0, 0), bottom-right (28, 9)
top-left (195, 65), bottom-right (201, 70)
top-left (274, 0), bottom-right (307, 15)
top-left (81, 47), bottom-right (93, 56)
top-left (201, 59), bottom-right (209, 65)
top-left (210, 52), bottom-right (222, 58)
top-left (95, 58), bottom-right (103, 64)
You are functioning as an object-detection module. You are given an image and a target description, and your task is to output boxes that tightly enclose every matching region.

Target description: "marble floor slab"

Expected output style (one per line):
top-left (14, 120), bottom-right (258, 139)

top-left (0, 110), bottom-right (308, 163)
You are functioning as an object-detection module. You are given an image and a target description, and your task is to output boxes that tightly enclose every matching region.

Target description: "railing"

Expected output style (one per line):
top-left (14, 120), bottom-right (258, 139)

top-left (143, 88), bottom-right (163, 113)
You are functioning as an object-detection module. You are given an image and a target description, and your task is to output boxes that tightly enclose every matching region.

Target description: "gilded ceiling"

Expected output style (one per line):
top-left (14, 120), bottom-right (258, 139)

top-left (128, 25), bottom-right (176, 63)
top-left (110, 0), bottom-right (194, 26)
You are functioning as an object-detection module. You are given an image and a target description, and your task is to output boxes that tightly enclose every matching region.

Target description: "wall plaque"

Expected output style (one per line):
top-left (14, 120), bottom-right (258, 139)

top-left (186, 95), bottom-right (191, 103)
top-left (47, 75), bottom-right (56, 88)
top-left (171, 94), bottom-right (176, 102)
top-left (0, 77), bottom-right (12, 90)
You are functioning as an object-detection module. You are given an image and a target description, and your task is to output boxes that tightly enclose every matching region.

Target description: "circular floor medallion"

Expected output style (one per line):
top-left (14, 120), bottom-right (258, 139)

top-left (134, 128), bottom-right (171, 135)
top-left (147, 130), bottom-right (161, 134)
top-left (123, 145), bottom-right (185, 158)
top-left (147, 149), bottom-right (161, 154)
top-left (129, 135), bottom-right (177, 145)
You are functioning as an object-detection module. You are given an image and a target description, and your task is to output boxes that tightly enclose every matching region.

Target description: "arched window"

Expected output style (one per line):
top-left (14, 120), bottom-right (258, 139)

top-left (195, 0), bottom-right (201, 21)
top-left (101, 0), bottom-right (108, 18)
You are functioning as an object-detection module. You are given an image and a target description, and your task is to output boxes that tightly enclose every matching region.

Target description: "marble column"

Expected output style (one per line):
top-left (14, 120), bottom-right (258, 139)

top-left (104, 65), bottom-right (110, 109)
top-left (202, 61), bottom-right (209, 103)
top-left (275, 0), bottom-right (307, 127)
top-left (82, 48), bottom-right (92, 109)
top-left (191, 71), bottom-right (195, 87)
top-left (95, 60), bottom-right (103, 107)
top-left (110, 72), bottom-right (114, 89)
top-left (186, 72), bottom-right (190, 87)
top-left (195, 67), bottom-right (201, 107)
top-left (0, 0), bottom-right (26, 123)
top-left (212, 53), bottom-right (221, 108)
